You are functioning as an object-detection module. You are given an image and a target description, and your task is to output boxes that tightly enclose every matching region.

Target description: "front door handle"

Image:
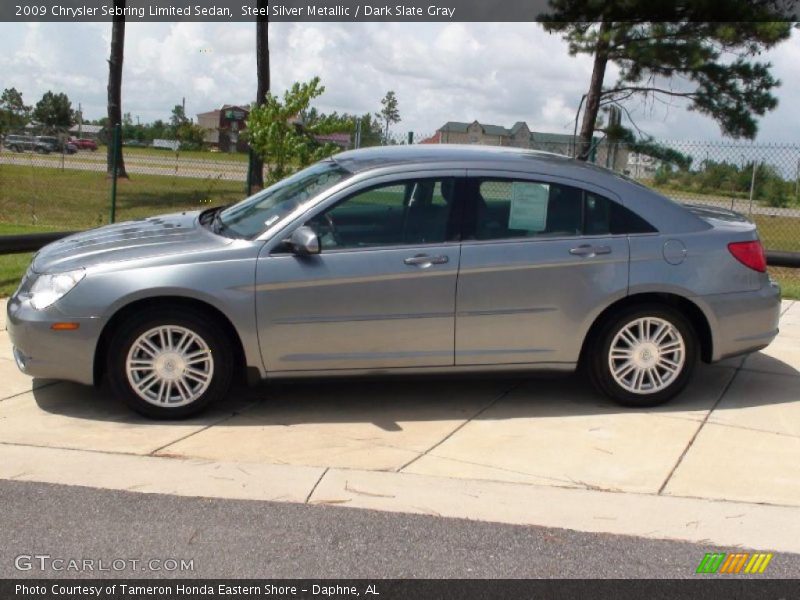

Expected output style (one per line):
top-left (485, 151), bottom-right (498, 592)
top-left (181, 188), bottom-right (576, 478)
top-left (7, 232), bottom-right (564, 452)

top-left (404, 254), bottom-right (449, 267)
top-left (569, 244), bottom-right (612, 257)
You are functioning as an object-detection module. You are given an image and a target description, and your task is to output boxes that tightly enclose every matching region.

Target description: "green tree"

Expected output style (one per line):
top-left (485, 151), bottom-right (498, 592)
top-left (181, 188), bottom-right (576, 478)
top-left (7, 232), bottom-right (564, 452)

top-left (32, 91), bottom-right (74, 132)
top-left (175, 121), bottom-right (207, 150)
top-left (376, 90), bottom-right (400, 143)
top-left (0, 87), bottom-right (30, 136)
top-left (121, 112), bottom-right (136, 140)
top-left (246, 77), bottom-right (341, 185)
top-left (170, 104), bottom-right (189, 130)
top-left (355, 113), bottom-right (383, 147)
top-left (543, 5), bottom-right (792, 160)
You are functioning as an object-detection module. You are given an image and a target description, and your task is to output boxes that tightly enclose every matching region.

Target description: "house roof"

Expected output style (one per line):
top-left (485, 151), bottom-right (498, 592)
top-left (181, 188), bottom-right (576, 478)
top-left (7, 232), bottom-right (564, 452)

top-left (439, 121), bottom-right (471, 133)
top-left (435, 119), bottom-right (608, 150)
top-left (481, 123), bottom-right (509, 136)
top-left (438, 120), bottom-right (533, 138)
top-left (510, 121), bottom-right (529, 135)
top-left (440, 121), bottom-right (512, 136)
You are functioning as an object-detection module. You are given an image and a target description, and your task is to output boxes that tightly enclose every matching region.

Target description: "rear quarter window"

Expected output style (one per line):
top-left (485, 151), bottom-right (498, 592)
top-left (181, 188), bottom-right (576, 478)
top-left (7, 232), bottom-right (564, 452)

top-left (585, 191), bottom-right (657, 235)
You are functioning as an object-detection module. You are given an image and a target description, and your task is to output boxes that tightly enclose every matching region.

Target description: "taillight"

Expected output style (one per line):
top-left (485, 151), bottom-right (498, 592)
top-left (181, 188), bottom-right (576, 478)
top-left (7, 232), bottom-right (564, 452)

top-left (728, 240), bottom-right (767, 273)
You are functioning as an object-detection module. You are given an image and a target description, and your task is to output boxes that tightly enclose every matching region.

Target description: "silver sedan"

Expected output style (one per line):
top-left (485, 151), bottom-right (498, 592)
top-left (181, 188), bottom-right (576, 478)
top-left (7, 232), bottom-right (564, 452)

top-left (7, 145), bottom-right (781, 418)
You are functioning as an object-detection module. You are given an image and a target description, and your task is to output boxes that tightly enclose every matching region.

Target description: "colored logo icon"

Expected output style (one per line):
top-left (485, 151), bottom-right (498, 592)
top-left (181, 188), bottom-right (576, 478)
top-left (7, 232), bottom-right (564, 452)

top-left (696, 552), bottom-right (773, 574)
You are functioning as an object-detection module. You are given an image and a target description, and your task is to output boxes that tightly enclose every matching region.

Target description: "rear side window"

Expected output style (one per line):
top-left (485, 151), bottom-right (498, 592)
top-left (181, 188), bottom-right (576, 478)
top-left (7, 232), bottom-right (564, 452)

top-left (467, 179), bottom-right (655, 240)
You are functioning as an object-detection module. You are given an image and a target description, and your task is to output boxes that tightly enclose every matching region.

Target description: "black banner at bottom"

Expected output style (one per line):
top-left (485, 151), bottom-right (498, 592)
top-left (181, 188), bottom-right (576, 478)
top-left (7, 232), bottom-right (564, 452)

top-left (3, 579), bottom-right (800, 600)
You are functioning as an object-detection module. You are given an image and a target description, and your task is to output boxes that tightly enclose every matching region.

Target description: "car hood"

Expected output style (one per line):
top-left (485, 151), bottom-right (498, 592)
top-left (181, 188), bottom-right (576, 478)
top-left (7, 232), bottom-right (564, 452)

top-left (32, 211), bottom-right (231, 273)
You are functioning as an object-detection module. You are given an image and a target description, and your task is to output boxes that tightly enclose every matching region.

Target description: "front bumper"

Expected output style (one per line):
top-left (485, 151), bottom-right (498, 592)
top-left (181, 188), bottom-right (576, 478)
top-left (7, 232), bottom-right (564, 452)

top-left (6, 295), bottom-right (102, 385)
top-left (703, 280), bottom-right (782, 362)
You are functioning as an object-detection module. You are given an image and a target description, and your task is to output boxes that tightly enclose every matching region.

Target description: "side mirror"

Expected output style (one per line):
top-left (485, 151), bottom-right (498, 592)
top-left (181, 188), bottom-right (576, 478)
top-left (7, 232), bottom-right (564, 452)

top-left (286, 226), bottom-right (321, 256)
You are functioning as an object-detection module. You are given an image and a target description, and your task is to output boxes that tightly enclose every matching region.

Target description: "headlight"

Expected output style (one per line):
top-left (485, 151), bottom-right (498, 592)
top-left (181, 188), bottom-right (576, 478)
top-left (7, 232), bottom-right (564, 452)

top-left (29, 269), bottom-right (85, 310)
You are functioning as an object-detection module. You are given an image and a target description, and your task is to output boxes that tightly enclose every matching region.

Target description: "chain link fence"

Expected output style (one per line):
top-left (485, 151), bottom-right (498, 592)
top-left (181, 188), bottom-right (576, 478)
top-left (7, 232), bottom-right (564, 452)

top-left (0, 138), bottom-right (249, 232)
top-left (1, 129), bottom-right (798, 294)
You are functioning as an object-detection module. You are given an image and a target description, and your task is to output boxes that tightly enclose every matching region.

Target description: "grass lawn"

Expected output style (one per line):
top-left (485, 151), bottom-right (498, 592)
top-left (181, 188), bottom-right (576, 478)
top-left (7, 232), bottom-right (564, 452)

top-left (0, 224), bottom-right (40, 297)
top-left (754, 215), bottom-right (800, 252)
top-left (0, 163), bottom-right (248, 230)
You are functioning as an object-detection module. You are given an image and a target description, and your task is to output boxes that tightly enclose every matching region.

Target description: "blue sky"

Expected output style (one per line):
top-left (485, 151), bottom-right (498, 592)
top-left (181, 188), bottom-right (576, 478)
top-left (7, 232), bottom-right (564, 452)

top-left (1, 22), bottom-right (799, 143)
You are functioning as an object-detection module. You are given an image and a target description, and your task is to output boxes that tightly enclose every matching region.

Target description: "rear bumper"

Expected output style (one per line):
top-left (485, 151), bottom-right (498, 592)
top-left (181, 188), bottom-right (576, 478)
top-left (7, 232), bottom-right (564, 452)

top-left (6, 296), bottom-right (101, 386)
top-left (702, 281), bottom-right (781, 362)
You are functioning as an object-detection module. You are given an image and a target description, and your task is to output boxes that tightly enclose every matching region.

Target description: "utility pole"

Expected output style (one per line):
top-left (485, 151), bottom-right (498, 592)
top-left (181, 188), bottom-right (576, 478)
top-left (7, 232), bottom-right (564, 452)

top-left (78, 102), bottom-right (83, 137)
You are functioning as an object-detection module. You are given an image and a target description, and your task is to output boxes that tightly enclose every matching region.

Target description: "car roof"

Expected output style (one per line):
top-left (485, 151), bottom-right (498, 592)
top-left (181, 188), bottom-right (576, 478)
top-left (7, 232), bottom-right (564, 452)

top-left (333, 144), bottom-right (576, 173)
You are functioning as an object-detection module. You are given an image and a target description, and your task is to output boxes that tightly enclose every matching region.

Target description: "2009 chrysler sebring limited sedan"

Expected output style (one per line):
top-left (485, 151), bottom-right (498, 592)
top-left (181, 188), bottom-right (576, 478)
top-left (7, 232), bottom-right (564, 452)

top-left (8, 146), bottom-right (781, 418)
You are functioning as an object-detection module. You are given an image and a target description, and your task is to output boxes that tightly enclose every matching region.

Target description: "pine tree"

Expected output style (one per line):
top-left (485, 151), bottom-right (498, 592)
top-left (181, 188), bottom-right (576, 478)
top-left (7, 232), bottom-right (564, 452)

top-left (543, 3), bottom-right (792, 160)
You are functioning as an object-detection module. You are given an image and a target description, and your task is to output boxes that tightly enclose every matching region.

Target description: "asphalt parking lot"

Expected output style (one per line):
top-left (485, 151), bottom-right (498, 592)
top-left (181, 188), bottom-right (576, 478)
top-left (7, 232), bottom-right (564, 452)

top-left (1, 299), bottom-right (798, 552)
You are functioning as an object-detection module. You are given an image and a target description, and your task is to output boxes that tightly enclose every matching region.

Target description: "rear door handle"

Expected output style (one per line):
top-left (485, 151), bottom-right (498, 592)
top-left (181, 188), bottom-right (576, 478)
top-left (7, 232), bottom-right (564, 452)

top-left (404, 254), bottom-right (449, 267)
top-left (569, 244), bottom-right (612, 257)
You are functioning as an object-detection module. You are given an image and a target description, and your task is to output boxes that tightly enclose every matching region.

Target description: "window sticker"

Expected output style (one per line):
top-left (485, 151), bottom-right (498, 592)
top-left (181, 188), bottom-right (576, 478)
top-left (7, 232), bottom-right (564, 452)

top-left (508, 182), bottom-right (549, 231)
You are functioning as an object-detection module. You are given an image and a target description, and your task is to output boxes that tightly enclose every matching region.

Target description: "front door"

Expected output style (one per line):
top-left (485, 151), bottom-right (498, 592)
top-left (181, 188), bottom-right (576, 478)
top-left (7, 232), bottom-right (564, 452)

top-left (256, 175), bottom-right (463, 372)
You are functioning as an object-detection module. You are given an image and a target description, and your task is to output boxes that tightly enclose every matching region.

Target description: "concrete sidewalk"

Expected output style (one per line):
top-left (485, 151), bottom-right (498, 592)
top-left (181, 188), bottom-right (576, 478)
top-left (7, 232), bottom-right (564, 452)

top-left (1, 299), bottom-right (799, 552)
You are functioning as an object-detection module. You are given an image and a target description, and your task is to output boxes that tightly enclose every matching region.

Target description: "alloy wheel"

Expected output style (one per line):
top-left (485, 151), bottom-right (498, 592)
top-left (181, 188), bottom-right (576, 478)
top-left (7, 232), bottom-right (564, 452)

top-left (125, 325), bottom-right (214, 407)
top-left (607, 317), bottom-right (686, 395)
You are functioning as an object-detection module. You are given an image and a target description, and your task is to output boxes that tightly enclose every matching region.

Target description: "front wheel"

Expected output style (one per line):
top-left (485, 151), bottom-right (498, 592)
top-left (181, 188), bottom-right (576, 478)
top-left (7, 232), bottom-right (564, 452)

top-left (107, 308), bottom-right (234, 419)
top-left (588, 305), bottom-right (697, 407)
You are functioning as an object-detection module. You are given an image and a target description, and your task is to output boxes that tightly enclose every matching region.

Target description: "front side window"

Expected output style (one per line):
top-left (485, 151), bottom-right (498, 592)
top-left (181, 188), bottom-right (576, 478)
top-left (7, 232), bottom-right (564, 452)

top-left (306, 178), bottom-right (457, 250)
top-left (217, 160), bottom-right (351, 239)
top-left (467, 179), bottom-right (656, 240)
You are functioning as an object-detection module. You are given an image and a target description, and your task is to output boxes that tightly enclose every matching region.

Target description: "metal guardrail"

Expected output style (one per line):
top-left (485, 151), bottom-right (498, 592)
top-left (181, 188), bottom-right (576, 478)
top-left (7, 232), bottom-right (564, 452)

top-left (0, 232), bottom-right (798, 268)
top-left (0, 231), bottom-right (76, 254)
top-left (766, 251), bottom-right (800, 268)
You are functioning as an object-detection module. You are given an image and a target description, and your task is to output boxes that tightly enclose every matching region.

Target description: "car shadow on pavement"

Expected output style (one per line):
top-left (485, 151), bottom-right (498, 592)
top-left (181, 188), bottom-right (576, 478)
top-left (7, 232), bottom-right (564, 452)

top-left (30, 352), bottom-right (799, 430)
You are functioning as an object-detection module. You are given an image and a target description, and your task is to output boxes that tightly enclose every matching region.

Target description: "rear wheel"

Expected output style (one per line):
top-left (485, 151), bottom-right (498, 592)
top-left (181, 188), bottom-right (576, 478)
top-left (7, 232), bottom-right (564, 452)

top-left (107, 308), bottom-right (234, 419)
top-left (588, 305), bottom-right (697, 407)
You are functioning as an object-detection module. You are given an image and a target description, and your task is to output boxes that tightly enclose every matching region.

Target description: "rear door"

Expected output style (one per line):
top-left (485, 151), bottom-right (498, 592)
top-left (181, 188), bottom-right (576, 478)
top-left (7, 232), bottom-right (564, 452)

top-left (455, 172), bottom-right (632, 366)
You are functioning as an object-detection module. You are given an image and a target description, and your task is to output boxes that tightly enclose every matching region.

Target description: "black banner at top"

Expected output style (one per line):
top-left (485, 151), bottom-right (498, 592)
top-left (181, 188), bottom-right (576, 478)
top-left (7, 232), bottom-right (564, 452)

top-left (2, 0), bottom-right (800, 22)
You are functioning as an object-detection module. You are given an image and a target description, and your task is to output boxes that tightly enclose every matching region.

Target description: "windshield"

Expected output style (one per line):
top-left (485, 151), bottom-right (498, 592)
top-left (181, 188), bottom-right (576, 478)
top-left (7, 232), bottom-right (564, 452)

top-left (217, 161), bottom-right (351, 239)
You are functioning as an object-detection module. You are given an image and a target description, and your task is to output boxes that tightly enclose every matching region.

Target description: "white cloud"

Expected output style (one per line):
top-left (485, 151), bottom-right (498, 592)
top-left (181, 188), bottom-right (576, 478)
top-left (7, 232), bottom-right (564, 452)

top-left (0, 21), bottom-right (798, 142)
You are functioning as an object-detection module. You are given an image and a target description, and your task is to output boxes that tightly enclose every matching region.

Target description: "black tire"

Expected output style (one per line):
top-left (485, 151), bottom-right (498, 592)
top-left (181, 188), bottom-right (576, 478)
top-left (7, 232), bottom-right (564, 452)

top-left (106, 307), bottom-right (234, 419)
top-left (587, 304), bottom-right (698, 407)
